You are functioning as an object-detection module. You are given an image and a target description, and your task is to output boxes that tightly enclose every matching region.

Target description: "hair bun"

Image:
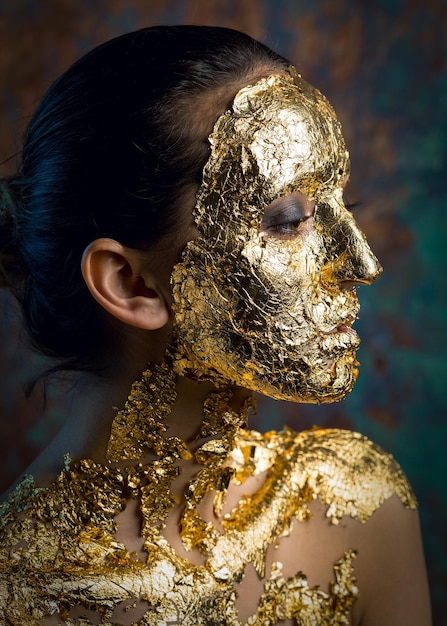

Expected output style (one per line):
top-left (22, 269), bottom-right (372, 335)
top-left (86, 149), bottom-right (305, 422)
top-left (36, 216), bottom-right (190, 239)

top-left (0, 177), bottom-right (23, 288)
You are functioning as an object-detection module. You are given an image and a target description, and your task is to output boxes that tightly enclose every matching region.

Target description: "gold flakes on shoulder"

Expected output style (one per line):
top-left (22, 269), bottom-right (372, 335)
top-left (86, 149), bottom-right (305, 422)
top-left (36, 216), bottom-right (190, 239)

top-left (285, 427), bottom-right (418, 523)
top-left (0, 356), bottom-right (417, 624)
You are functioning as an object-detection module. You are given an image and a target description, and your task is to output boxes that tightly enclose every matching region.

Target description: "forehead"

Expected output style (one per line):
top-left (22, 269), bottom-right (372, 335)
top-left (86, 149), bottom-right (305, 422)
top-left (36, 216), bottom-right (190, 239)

top-left (193, 70), bottom-right (349, 233)
top-left (220, 70), bottom-right (347, 191)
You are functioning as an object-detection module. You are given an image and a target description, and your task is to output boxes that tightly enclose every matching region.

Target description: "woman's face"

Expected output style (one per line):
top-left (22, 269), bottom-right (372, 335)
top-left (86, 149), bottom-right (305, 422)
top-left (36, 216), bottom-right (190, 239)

top-left (170, 70), bottom-right (382, 403)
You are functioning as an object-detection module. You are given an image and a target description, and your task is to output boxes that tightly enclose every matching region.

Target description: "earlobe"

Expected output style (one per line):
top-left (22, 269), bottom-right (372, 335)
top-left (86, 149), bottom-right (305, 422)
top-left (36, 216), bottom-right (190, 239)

top-left (81, 239), bottom-right (170, 330)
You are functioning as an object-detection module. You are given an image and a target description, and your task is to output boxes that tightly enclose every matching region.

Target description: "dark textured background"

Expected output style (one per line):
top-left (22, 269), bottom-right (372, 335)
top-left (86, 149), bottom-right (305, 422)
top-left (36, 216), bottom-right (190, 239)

top-left (0, 0), bottom-right (446, 622)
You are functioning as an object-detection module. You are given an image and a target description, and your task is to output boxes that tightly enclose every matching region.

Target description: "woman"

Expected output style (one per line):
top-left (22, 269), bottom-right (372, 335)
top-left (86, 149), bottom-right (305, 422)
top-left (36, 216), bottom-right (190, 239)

top-left (0, 25), bottom-right (431, 625)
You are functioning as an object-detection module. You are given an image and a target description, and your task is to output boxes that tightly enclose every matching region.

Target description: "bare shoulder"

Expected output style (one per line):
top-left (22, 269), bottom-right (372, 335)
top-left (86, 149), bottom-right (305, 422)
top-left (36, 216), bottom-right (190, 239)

top-left (351, 491), bottom-right (432, 625)
top-left (232, 427), bottom-right (432, 625)
top-left (283, 427), bottom-right (431, 623)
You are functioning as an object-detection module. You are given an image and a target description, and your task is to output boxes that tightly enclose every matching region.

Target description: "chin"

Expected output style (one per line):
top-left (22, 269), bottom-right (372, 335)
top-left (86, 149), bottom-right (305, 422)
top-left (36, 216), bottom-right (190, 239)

top-left (231, 351), bottom-right (360, 405)
top-left (171, 331), bottom-right (359, 404)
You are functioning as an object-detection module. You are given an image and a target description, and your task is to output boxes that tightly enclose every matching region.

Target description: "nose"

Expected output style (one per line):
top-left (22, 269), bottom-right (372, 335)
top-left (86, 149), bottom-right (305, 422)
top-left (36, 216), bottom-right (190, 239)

top-left (317, 198), bottom-right (383, 286)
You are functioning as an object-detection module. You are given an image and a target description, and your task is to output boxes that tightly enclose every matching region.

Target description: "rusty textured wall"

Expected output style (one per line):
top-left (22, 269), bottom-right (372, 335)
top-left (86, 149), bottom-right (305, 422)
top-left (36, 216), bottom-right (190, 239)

top-left (0, 0), bottom-right (446, 621)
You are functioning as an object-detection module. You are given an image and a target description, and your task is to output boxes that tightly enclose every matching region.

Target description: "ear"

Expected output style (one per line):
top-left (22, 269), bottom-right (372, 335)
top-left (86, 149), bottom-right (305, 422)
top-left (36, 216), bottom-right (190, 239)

top-left (81, 238), bottom-right (170, 330)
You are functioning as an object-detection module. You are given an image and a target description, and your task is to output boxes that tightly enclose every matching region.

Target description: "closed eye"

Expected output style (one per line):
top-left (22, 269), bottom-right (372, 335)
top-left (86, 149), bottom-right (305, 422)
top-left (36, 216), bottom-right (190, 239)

top-left (262, 213), bottom-right (313, 237)
top-left (261, 193), bottom-right (315, 240)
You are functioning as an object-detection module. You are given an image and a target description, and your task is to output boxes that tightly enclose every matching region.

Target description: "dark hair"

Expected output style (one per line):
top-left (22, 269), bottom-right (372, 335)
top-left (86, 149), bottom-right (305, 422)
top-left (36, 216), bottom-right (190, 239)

top-left (0, 25), bottom-right (288, 373)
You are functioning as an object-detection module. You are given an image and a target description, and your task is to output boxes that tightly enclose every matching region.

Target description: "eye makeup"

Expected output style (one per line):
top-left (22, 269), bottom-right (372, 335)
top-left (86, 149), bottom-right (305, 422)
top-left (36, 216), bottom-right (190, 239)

top-left (261, 195), bottom-right (315, 237)
top-left (171, 71), bottom-right (381, 403)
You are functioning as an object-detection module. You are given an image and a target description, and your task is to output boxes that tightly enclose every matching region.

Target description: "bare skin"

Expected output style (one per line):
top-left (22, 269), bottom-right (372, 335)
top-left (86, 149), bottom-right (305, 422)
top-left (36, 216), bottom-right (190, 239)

top-left (0, 58), bottom-right (431, 622)
top-left (27, 383), bottom-right (431, 626)
top-left (6, 219), bottom-right (430, 626)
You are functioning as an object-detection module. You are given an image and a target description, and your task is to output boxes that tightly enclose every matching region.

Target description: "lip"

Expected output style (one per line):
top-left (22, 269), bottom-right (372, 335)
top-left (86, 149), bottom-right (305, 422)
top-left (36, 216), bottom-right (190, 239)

top-left (323, 316), bottom-right (356, 335)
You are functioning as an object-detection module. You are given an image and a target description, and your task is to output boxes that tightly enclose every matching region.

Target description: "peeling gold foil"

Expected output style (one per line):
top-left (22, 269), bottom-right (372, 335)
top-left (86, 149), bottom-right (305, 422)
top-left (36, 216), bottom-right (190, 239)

top-left (106, 360), bottom-right (191, 463)
top-left (171, 70), bottom-right (382, 403)
top-left (0, 361), bottom-right (416, 625)
top-left (0, 73), bottom-right (412, 625)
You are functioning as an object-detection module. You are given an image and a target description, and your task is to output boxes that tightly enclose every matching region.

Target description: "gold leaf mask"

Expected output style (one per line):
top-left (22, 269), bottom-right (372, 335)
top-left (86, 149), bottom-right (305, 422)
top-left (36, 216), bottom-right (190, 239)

top-left (171, 69), bottom-right (382, 402)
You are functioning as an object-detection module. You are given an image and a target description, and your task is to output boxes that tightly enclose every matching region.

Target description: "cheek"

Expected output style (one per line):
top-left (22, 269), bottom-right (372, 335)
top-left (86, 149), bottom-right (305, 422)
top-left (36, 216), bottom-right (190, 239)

top-left (242, 233), bottom-right (324, 301)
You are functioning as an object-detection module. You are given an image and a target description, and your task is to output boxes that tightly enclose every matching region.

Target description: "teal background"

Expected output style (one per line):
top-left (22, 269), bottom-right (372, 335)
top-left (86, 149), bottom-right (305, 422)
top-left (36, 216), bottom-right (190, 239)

top-left (0, 0), bottom-right (446, 622)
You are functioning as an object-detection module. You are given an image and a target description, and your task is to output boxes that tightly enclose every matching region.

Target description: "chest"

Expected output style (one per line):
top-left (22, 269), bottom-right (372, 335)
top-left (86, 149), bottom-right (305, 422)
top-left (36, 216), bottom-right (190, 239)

top-left (0, 460), bottom-right (358, 626)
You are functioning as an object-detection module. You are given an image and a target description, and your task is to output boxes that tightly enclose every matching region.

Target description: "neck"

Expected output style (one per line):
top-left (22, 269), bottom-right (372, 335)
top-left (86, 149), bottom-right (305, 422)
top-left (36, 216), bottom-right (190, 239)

top-left (105, 358), bottom-right (253, 466)
top-left (14, 357), bottom-right (254, 492)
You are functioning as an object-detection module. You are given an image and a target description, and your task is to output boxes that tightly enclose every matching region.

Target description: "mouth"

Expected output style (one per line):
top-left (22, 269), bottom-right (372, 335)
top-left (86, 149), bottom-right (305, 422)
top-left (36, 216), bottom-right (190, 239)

top-left (319, 315), bottom-right (360, 353)
top-left (322, 316), bottom-right (357, 335)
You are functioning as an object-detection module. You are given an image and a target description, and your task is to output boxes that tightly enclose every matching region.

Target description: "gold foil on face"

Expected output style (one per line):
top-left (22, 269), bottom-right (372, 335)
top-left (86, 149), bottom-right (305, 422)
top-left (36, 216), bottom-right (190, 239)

top-left (0, 359), bottom-right (417, 624)
top-left (171, 70), bottom-right (382, 402)
top-left (0, 75), bottom-right (411, 625)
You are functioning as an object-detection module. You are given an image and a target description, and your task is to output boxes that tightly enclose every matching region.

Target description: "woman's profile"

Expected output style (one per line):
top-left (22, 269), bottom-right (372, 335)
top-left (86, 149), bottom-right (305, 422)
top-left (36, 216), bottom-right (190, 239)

top-left (0, 25), bottom-right (431, 625)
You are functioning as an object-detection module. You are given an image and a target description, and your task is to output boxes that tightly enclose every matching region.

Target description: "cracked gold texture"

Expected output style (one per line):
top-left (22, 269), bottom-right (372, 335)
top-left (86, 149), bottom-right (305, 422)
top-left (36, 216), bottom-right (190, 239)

top-left (0, 365), bottom-right (416, 625)
top-left (171, 70), bottom-right (382, 403)
top-left (106, 360), bottom-right (191, 463)
top-left (0, 73), bottom-right (413, 625)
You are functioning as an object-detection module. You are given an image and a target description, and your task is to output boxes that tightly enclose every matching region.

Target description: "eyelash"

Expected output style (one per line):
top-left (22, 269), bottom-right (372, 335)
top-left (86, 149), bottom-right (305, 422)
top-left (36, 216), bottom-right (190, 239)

top-left (262, 193), bottom-right (360, 238)
top-left (265, 214), bottom-right (313, 236)
top-left (343, 199), bottom-right (360, 211)
top-left (282, 214), bottom-right (311, 229)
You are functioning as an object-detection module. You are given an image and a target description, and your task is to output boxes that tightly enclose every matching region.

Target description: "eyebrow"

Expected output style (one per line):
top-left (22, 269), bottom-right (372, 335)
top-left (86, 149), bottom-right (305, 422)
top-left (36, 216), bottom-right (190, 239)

top-left (264, 193), bottom-right (314, 212)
